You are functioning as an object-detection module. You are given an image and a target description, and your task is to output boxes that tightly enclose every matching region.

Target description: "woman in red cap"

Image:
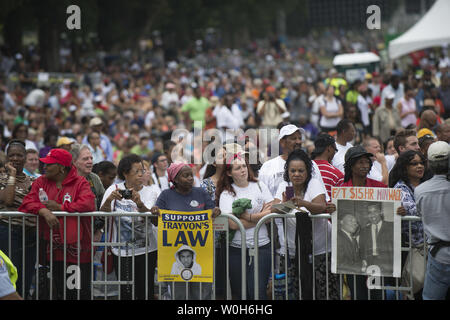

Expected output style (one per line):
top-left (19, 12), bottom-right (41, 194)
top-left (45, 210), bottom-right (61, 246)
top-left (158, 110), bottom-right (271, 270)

top-left (19, 148), bottom-right (96, 300)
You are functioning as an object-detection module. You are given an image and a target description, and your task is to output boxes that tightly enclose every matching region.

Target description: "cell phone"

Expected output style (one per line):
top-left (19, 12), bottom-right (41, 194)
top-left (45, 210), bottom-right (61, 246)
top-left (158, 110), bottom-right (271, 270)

top-left (285, 186), bottom-right (294, 200)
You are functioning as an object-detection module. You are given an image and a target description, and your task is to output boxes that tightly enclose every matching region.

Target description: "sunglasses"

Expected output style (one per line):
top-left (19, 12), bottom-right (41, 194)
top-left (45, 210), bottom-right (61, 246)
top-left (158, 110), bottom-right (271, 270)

top-left (409, 161), bottom-right (425, 167)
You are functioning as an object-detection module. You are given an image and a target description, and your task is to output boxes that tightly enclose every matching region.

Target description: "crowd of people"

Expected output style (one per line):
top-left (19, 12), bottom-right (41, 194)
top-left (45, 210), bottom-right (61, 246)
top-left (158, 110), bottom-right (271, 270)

top-left (1, 40), bottom-right (450, 300)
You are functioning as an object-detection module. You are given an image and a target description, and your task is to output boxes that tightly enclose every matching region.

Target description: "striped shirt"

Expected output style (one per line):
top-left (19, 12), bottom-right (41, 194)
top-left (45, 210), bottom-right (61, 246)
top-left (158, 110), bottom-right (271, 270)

top-left (0, 173), bottom-right (36, 227)
top-left (313, 160), bottom-right (344, 199)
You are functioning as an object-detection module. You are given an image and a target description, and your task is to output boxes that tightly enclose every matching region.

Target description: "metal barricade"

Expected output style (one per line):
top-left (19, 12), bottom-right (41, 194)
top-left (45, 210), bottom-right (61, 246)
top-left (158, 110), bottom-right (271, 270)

top-left (253, 213), bottom-right (426, 300)
top-left (0, 211), bottom-right (247, 300)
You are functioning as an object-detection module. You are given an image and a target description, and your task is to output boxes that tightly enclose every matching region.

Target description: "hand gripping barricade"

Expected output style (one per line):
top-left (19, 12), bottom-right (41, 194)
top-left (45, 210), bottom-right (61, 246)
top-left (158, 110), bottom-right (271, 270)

top-left (0, 211), bottom-right (248, 300)
top-left (0, 211), bottom-right (424, 300)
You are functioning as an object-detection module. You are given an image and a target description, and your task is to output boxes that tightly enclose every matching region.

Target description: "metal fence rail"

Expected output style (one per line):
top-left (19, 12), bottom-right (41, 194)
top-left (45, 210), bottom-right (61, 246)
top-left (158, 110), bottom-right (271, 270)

top-left (0, 211), bottom-right (247, 300)
top-left (252, 213), bottom-right (426, 300)
top-left (0, 211), bottom-right (425, 300)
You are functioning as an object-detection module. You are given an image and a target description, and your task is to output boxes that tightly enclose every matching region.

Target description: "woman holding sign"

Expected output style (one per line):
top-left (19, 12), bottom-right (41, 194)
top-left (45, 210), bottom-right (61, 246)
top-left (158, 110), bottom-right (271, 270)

top-left (153, 163), bottom-right (220, 300)
top-left (272, 149), bottom-right (340, 300)
top-left (216, 153), bottom-right (273, 300)
top-left (339, 145), bottom-right (387, 300)
top-left (100, 154), bottom-right (160, 300)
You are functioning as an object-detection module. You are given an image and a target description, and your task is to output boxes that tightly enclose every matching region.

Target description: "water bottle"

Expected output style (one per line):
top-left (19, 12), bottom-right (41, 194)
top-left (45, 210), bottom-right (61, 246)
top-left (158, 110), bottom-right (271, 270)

top-left (39, 188), bottom-right (48, 204)
top-left (274, 273), bottom-right (286, 300)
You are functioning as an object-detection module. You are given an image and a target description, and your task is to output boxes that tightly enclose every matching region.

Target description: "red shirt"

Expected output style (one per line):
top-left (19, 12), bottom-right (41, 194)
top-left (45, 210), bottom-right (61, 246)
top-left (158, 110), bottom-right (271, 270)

top-left (314, 160), bottom-right (344, 199)
top-left (339, 178), bottom-right (387, 188)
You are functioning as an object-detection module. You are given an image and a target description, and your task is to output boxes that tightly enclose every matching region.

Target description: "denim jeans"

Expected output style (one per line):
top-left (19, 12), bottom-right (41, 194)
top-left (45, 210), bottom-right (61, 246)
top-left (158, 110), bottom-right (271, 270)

top-left (229, 243), bottom-right (271, 300)
top-left (422, 252), bottom-right (450, 300)
top-left (0, 223), bottom-right (37, 298)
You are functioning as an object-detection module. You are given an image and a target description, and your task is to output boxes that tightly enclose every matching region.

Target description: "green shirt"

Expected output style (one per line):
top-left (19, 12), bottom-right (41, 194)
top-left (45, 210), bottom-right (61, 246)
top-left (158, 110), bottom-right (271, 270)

top-left (181, 97), bottom-right (210, 128)
top-left (346, 90), bottom-right (360, 105)
top-left (130, 145), bottom-right (150, 157)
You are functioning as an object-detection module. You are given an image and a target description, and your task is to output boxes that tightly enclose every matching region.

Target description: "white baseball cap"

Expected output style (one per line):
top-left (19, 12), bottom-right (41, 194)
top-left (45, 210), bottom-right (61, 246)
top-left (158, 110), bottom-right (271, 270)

top-left (427, 141), bottom-right (450, 161)
top-left (278, 124), bottom-right (306, 142)
top-left (385, 91), bottom-right (395, 100)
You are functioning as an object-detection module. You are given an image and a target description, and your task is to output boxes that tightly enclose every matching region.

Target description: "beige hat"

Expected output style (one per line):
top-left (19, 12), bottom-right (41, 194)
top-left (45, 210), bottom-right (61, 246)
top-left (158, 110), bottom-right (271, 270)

top-left (89, 117), bottom-right (103, 127)
top-left (56, 137), bottom-right (75, 147)
top-left (427, 141), bottom-right (450, 161)
top-left (209, 96), bottom-right (220, 104)
top-left (223, 143), bottom-right (247, 155)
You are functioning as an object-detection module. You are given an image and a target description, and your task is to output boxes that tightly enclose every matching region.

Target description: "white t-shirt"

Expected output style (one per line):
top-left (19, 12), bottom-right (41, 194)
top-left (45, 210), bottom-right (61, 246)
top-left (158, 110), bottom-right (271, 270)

top-left (231, 104), bottom-right (245, 128)
top-left (368, 160), bottom-right (383, 182)
top-left (151, 171), bottom-right (169, 191)
top-left (216, 105), bottom-right (240, 130)
top-left (258, 155), bottom-right (329, 255)
top-left (145, 110), bottom-right (156, 128)
top-left (357, 95), bottom-right (370, 127)
top-left (258, 156), bottom-right (328, 201)
top-left (275, 179), bottom-right (331, 257)
top-left (385, 154), bottom-right (396, 172)
top-left (332, 142), bottom-right (353, 174)
top-left (160, 91), bottom-right (179, 109)
top-left (100, 183), bottom-right (160, 256)
top-left (24, 89), bottom-right (46, 108)
top-left (319, 97), bottom-right (341, 128)
top-left (219, 181), bottom-right (273, 248)
top-left (311, 95), bottom-right (324, 127)
top-left (368, 156), bottom-right (396, 182)
top-left (25, 140), bottom-right (38, 151)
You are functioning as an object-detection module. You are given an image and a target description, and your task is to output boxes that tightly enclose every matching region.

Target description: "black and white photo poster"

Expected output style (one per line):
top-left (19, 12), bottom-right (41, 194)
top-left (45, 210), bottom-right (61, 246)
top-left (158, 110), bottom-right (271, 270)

top-left (331, 187), bottom-right (402, 278)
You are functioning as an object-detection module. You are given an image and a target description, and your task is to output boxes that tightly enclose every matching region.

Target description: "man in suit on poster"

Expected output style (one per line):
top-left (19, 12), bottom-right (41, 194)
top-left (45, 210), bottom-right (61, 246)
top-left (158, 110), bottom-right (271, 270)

top-left (337, 213), bottom-right (364, 273)
top-left (359, 202), bottom-right (394, 275)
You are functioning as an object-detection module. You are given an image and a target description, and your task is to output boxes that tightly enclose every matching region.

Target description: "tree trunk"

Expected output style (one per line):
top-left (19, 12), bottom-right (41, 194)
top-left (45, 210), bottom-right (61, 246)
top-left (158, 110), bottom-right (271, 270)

top-left (38, 16), bottom-right (60, 71)
top-left (3, 8), bottom-right (23, 55)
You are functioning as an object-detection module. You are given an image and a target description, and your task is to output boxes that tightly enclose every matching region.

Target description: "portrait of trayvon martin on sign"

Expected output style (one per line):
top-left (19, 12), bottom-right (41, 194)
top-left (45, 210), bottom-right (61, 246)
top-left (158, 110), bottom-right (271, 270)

top-left (331, 187), bottom-right (402, 278)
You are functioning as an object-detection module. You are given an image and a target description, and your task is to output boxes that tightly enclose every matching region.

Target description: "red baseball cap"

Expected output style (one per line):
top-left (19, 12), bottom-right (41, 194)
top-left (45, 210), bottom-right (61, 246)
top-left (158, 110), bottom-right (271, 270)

top-left (40, 148), bottom-right (72, 167)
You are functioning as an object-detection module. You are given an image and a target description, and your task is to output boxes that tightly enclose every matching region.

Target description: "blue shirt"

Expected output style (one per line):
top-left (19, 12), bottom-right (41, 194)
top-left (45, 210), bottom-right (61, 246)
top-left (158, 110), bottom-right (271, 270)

top-left (82, 133), bottom-right (113, 161)
top-left (415, 175), bottom-right (450, 264)
top-left (155, 187), bottom-right (215, 212)
top-left (0, 255), bottom-right (15, 298)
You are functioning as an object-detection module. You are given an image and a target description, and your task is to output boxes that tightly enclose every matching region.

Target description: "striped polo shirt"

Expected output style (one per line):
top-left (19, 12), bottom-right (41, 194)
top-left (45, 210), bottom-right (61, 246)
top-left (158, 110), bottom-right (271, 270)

top-left (313, 159), bottom-right (344, 199)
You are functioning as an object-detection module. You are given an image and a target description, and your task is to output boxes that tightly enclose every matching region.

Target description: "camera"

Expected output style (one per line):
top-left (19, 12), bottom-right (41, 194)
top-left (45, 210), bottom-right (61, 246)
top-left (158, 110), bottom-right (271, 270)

top-left (119, 189), bottom-right (133, 199)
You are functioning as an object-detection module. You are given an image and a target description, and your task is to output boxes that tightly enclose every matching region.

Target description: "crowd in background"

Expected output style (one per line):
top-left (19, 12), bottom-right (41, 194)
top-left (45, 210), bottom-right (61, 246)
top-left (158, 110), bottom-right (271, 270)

top-left (1, 34), bottom-right (450, 300)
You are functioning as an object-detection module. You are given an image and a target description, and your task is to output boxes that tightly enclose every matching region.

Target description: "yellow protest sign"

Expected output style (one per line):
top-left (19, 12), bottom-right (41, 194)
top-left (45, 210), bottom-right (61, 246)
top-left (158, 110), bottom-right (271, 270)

top-left (157, 209), bottom-right (213, 283)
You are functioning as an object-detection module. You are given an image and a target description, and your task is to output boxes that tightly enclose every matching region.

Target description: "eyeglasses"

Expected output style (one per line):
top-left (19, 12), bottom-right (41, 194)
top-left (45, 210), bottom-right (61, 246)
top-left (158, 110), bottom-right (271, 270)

top-left (131, 169), bottom-right (147, 175)
top-left (409, 161), bottom-right (425, 167)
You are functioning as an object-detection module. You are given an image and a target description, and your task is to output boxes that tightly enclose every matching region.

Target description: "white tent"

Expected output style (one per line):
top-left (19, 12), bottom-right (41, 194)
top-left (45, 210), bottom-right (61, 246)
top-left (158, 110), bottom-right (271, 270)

top-left (389, 0), bottom-right (450, 60)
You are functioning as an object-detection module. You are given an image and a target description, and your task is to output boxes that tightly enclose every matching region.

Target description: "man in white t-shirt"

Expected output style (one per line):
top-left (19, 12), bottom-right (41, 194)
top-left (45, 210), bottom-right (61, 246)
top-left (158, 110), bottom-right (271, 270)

top-left (357, 82), bottom-right (370, 130)
top-left (160, 82), bottom-right (179, 110)
top-left (258, 124), bottom-right (329, 255)
top-left (216, 95), bottom-right (241, 143)
top-left (363, 137), bottom-right (391, 185)
top-left (332, 120), bottom-right (356, 173)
